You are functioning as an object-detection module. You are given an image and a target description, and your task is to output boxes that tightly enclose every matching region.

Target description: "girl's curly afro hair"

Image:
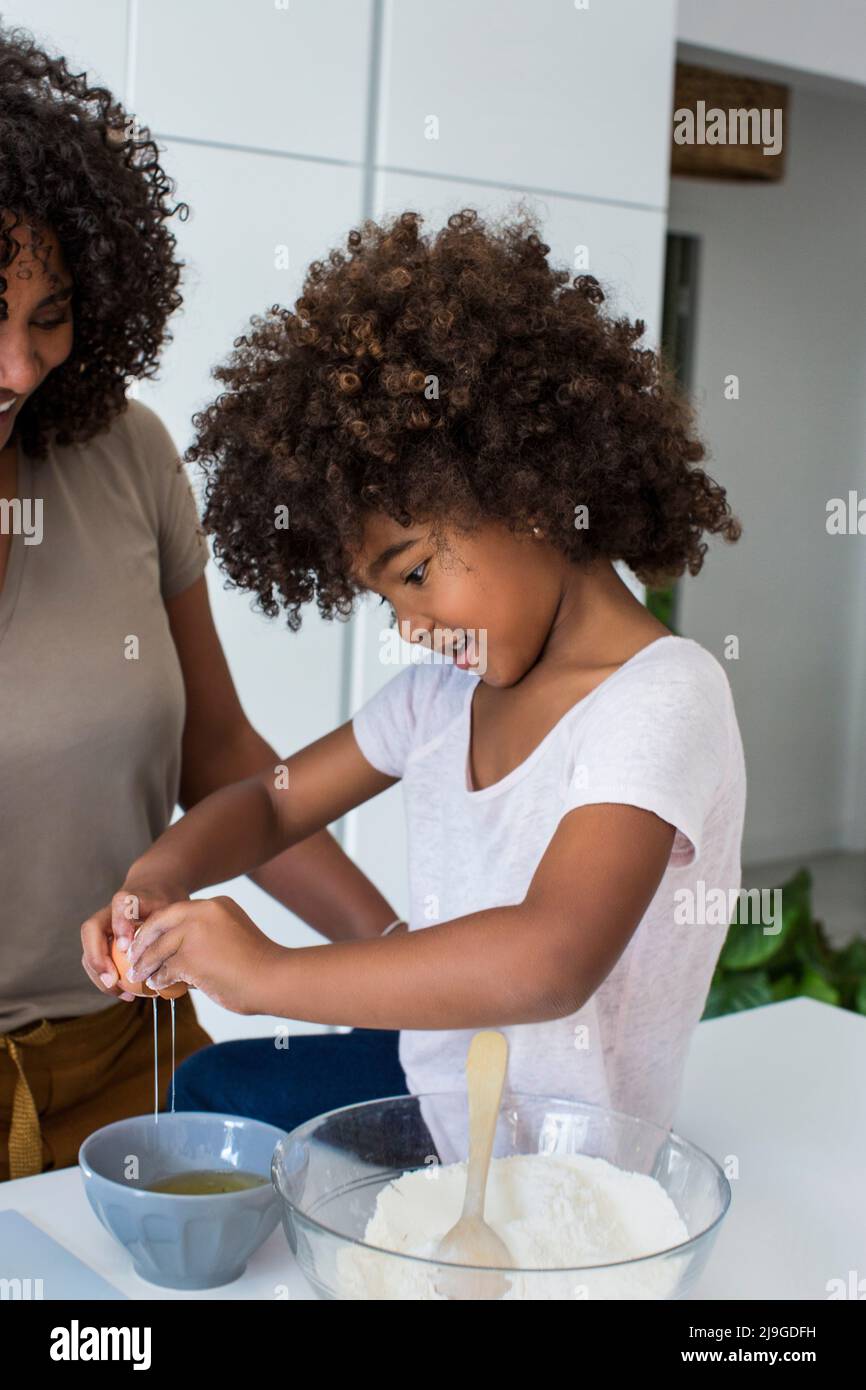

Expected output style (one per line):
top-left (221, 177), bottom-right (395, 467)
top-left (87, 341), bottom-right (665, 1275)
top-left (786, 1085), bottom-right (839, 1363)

top-left (190, 204), bottom-right (741, 631)
top-left (0, 25), bottom-right (187, 458)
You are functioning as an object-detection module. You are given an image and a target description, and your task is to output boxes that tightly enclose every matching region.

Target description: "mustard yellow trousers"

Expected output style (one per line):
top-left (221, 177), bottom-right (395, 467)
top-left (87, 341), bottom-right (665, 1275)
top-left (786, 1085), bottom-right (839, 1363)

top-left (0, 993), bottom-right (212, 1183)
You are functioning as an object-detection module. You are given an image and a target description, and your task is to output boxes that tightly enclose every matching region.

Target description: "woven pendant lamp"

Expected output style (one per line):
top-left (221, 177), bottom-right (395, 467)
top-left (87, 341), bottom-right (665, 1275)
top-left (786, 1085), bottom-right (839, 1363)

top-left (671, 62), bottom-right (789, 182)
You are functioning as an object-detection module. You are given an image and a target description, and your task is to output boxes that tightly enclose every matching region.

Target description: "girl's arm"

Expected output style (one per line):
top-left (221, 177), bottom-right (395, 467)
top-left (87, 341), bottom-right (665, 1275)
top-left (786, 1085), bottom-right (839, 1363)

top-left (166, 575), bottom-right (398, 942)
top-left (123, 720), bottom-right (395, 902)
top-left (126, 796), bottom-right (677, 1027)
top-left (83, 707), bottom-right (395, 1000)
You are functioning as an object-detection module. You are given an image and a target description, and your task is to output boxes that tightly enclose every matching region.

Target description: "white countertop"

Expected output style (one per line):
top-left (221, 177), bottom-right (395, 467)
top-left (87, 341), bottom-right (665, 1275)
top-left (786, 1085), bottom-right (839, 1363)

top-left (1, 998), bottom-right (862, 1300)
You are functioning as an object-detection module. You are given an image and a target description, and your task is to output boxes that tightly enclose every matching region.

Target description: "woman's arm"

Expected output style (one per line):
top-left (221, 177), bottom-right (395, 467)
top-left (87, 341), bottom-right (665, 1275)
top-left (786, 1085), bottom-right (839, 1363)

top-left (125, 720), bottom-right (394, 901)
top-left (126, 801), bottom-right (677, 1027)
top-left (165, 575), bottom-right (398, 942)
top-left (84, 630), bottom-right (396, 997)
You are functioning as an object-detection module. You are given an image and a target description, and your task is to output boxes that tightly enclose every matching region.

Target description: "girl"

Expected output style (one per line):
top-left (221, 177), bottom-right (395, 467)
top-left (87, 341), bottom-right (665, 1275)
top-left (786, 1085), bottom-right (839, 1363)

top-left (0, 27), bottom-right (398, 1183)
top-left (88, 207), bottom-right (746, 1138)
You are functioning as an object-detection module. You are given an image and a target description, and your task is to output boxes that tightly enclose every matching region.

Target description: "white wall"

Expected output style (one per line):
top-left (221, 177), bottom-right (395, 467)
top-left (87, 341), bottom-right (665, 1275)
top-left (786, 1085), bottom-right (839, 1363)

top-left (671, 5), bottom-right (866, 866)
top-left (0, 0), bottom-right (128, 92)
top-left (669, 80), bottom-right (866, 862)
top-left (10, 0), bottom-right (676, 1040)
top-left (677, 0), bottom-right (866, 89)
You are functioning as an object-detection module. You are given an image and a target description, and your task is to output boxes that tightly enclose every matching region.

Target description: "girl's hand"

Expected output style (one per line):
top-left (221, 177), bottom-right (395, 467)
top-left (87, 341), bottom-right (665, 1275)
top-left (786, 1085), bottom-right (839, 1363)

top-left (126, 896), bottom-right (286, 1016)
top-left (81, 879), bottom-right (191, 1000)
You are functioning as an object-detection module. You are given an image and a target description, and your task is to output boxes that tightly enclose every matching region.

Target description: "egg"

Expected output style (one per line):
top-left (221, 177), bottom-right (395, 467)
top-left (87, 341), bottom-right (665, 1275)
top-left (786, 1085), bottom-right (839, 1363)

top-left (110, 927), bottom-right (188, 1000)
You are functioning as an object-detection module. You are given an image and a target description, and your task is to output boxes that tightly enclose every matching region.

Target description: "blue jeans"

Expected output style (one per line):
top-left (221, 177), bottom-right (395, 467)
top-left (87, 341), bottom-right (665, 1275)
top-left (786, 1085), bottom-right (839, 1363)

top-left (171, 1026), bottom-right (410, 1134)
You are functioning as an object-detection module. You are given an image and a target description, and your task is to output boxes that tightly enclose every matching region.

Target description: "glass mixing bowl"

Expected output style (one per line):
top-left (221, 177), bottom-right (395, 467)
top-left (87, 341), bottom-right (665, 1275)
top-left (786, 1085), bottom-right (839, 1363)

top-left (271, 1092), bottom-right (730, 1300)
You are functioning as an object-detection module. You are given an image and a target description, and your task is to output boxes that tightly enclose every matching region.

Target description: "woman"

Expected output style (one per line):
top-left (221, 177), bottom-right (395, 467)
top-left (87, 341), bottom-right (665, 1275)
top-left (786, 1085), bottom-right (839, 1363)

top-left (0, 28), bottom-right (399, 1184)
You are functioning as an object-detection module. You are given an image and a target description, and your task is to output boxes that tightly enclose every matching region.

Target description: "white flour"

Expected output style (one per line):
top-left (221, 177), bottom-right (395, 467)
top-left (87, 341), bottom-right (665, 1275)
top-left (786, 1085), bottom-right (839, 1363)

top-left (337, 1151), bottom-right (690, 1300)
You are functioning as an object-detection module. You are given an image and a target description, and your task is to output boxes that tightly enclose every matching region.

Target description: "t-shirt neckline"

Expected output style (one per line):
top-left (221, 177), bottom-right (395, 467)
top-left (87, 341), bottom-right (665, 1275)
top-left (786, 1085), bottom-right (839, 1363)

top-left (462, 634), bottom-right (683, 800)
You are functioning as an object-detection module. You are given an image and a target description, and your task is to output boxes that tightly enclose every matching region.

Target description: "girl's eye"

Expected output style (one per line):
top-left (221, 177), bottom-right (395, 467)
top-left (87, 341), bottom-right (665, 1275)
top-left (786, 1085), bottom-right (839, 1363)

top-left (404, 560), bottom-right (427, 586)
top-left (33, 316), bottom-right (71, 331)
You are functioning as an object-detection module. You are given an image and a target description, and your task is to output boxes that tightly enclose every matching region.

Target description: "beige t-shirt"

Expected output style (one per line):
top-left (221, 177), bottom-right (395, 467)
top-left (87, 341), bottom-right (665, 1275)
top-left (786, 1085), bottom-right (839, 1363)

top-left (0, 399), bottom-right (208, 1033)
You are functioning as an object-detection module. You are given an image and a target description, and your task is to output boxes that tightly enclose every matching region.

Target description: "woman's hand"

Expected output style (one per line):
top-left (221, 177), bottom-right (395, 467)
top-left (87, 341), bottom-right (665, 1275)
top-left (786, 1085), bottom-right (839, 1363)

top-left (125, 895), bottom-right (286, 1016)
top-left (80, 879), bottom-right (190, 1000)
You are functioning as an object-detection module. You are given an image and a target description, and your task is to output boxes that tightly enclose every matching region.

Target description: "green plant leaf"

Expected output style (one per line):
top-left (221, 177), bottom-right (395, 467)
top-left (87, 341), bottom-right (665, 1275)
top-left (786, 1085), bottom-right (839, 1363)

top-left (646, 585), bottom-right (677, 632)
top-left (704, 864), bottom-right (866, 1019)
top-left (718, 870), bottom-right (809, 971)
top-left (702, 969), bottom-right (775, 1019)
top-left (835, 938), bottom-right (866, 974)
top-left (770, 973), bottom-right (799, 1002)
top-left (797, 966), bottom-right (840, 1007)
top-left (828, 939), bottom-right (866, 1006)
top-left (792, 916), bottom-right (836, 975)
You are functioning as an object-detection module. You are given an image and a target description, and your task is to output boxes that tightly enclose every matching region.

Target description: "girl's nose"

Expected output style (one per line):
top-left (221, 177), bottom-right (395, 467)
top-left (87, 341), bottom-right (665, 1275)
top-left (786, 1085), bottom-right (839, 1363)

top-left (394, 609), bottom-right (435, 644)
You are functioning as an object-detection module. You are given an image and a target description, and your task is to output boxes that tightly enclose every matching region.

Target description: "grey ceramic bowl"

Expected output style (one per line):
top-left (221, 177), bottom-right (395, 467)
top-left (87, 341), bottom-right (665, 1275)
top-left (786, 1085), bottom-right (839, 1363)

top-left (79, 1111), bottom-right (287, 1289)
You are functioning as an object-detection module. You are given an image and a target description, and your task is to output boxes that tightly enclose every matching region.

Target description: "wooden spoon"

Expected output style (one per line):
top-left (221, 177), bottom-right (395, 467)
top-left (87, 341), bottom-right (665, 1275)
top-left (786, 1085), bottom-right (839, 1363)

top-left (434, 1030), bottom-right (514, 1298)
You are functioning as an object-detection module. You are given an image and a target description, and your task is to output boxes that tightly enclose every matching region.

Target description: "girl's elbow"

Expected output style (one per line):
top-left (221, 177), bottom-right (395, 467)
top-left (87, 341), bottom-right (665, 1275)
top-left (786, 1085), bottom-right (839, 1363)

top-left (517, 947), bottom-right (588, 1023)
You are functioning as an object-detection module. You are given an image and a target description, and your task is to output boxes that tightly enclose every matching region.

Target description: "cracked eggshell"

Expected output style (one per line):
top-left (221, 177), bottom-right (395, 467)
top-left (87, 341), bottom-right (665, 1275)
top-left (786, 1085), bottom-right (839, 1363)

top-left (110, 927), bottom-right (188, 1000)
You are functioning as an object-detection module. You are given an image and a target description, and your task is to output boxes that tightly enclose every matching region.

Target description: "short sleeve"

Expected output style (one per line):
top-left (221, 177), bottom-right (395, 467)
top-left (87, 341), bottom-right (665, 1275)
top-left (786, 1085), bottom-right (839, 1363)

top-left (560, 652), bottom-right (730, 865)
top-left (127, 399), bottom-right (209, 600)
top-left (351, 665), bottom-right (425, 778)
top-left (352, 659), bottom-right (469, 779)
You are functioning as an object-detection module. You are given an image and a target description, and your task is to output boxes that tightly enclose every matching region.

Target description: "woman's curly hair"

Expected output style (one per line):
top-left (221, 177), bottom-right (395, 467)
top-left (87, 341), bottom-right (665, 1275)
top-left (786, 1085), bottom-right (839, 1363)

top-left (190, 204), bottom-right (741, 630)
top-left (0, 25), bottom-right (187, 458)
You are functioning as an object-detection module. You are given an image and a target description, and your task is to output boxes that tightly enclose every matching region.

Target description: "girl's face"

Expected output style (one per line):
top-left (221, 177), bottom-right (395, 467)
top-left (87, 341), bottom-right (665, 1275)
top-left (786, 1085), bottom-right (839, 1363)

top-left (0, 219), bottom-right (74, 451)
top-left (351, 510), bottom-right (574, 687)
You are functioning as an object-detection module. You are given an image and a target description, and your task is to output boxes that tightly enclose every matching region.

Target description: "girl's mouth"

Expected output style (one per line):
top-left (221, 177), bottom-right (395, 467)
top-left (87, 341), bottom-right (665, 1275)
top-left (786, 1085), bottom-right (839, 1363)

top-left (0, 396), bottom-right (18, 414)
top-left (453, 629), bottom-right (478, 668)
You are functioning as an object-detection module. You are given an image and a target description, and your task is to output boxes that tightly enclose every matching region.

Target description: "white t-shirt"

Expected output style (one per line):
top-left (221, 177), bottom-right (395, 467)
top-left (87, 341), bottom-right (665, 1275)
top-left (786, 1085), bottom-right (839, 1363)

top-left (352, 634), bottom-right (746, 1143)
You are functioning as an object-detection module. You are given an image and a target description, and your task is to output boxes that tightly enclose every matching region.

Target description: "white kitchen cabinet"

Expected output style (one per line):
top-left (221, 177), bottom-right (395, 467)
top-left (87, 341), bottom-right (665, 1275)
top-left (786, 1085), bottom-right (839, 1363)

top-left (133, 0), bottom-right (374, 162)
top-left (0, 0), bottom-right (128, 93)
top-left (378, 0), bottom-right (676, 209)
